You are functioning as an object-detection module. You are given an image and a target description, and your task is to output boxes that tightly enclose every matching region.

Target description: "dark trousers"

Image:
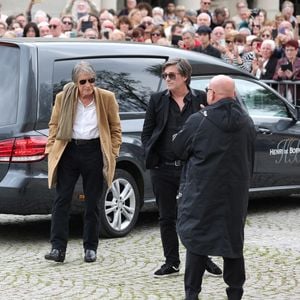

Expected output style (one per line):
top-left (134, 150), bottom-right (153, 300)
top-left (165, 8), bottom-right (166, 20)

top-left (185, 250), bottom-right (245, 300)
top-left (50, 140), bottom-right (104, 251)
top-left (150, 166), bottom-right (182, 267)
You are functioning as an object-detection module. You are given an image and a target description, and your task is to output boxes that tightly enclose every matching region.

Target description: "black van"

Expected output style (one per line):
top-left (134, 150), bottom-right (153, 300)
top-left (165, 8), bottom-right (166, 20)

top-left (1, 39), bottom-right (300, 237)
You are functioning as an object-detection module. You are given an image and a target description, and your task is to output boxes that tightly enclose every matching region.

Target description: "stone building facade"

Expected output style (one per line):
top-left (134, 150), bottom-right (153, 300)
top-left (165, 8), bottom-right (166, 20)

top-left (0, 0), bottom-right (290, 21)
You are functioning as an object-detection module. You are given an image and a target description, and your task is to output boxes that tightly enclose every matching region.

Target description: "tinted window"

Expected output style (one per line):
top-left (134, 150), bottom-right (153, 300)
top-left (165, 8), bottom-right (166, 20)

top-left (53, 58), bottom-right (164, 112)
top-left (235, 79), bottom-right (289, 118)
top-left (0, 46), bottom-right (19, 126)
top-left (191, 77), bottom-right (289, 118)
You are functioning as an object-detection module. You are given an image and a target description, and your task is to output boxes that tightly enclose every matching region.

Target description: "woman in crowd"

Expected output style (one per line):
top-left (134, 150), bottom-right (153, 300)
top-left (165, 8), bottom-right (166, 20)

top-left (137, 2), bottom-right (153, 17)
top-left (273, 39), bottom-right (300, 103)
top-left (259, 27), bottom-right (273, 41)
top-left (221, 32), bottom-right (248, 71)
top-left (223, 20), bottom-right (236, 35)
top-left (252, 39), bottom-right (278, 79)
top-left (116, 15), bottom-right (132, 39)
top-left (145, 25), bottom-right (165, 44)
top-left (23, 21), bottom-right (39, 37)
top-left (61, 15), bottom-right (75, 34)
top-left (128, 8), bottom-right (142, 28)
top-left (273, 39), bottom-right (300, 80)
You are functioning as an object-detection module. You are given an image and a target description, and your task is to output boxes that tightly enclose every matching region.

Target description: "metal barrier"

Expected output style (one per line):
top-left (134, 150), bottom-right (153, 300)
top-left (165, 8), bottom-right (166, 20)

top-left (262, 80), bottom-right (300, 106)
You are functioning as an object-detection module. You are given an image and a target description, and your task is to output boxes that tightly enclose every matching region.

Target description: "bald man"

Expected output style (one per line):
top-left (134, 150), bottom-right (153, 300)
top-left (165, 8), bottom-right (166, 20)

top-left (173, 75), bottom-right (256, 300)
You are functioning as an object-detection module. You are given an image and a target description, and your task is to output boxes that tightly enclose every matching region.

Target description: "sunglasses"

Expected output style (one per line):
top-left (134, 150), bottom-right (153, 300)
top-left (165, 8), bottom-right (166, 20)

top-left (253, 25), bottom-right (261, 28)
top-left (162, 72), bottom-right (180, 80)
top-left (151, 32), bottom-right (161, 37)
top-left (226, 40), bottom-right (233, 44)
top-left (205, 87), bottom-right (213, 93)
top-left (203, 2), bottom-right (211, 5)
top-left (79, 78), bottom-right (96, 85)
top-left (262, 34), bottom-right (271, 38)
top-left (63, 21), bottom-right (73, 25)
top-left (49, 24), bottom-right (58, 29)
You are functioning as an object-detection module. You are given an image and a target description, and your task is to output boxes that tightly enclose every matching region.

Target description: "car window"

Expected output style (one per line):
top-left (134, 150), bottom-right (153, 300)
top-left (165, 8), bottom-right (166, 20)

top-left (53, 58), bottom-right (164, 112)
top-left (191, 77), bottom-right (289, 118)
top-left (190, 78), bottom-right (209, 92)
top-left (235, 79), bottom-right (289, 118)
top-left (0, 46), bottom-right (19, 126)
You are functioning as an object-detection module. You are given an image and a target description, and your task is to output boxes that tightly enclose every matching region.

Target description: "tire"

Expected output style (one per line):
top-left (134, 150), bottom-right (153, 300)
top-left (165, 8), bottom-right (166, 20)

top-left (99, 169), bottom-right (140, 238)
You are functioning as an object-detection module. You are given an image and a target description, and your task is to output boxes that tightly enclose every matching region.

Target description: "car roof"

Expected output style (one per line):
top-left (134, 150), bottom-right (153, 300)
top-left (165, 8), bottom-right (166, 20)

top-left (0, 38), bottom-right (253, 78)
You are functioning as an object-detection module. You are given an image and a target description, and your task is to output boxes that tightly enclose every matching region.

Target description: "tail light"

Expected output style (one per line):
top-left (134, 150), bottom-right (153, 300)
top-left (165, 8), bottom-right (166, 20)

top-left (0, 136), bottom-right (47, 163)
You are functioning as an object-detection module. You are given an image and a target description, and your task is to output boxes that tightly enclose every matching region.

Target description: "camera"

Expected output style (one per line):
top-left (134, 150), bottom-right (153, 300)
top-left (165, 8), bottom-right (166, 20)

top-left (251, 8), bottom-right (260, 18)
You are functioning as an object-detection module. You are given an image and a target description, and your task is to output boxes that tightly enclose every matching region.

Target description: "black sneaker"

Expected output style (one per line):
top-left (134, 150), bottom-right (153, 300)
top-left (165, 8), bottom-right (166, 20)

top-left (205, 258), bottom-right (222, 276)
top-left (153, 264), bottom-right (180, 278)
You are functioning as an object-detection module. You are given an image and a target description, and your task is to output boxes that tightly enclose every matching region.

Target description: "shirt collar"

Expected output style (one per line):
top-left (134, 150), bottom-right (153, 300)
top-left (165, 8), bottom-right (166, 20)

top-left (165, 87), bottom-right (193, 102)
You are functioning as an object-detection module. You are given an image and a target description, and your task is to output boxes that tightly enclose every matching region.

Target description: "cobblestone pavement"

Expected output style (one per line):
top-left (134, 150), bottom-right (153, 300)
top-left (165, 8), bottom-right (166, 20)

top-left (0, 197), bottom-right (299, 300)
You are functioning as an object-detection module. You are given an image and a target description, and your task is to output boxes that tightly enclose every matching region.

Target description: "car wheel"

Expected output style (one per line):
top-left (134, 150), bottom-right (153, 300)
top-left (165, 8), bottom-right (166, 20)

top-left (99, 169), bottom-right (140, 238)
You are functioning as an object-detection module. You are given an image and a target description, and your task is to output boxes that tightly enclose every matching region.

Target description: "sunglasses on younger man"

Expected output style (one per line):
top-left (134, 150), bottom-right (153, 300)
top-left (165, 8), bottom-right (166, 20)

top-left (49, 24), bottom-right (58, 29)
top-left (79, 78), bottom-right (96, 85)
top-left (162, 72), bottom-right (180, 80)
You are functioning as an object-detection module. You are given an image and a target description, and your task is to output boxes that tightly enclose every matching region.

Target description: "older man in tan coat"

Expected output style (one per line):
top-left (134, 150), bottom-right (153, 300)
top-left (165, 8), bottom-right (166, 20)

top-left (45, 61), bottom-right (121, 263)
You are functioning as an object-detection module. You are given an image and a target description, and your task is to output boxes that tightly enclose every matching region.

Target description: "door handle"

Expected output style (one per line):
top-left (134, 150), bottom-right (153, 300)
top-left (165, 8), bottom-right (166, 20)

top-left (257, 127), bottom-right (272, 135)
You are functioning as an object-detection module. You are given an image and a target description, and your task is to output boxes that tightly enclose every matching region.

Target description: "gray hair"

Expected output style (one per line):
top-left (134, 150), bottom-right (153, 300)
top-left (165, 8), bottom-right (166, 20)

top-left (162, 58), bottom-right (192, 85)
top-left (182, 26), bottom-right (196, 38)
top-left (72, 61), bottom-right (96, 83)
top-left (261, 39), bottom-right (276, 51)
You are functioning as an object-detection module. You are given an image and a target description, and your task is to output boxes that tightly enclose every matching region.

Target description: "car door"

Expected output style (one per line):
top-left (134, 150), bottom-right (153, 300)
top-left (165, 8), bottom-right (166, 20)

top-left (190, 76), bottom-right (300, 191)
top-left (0, 45), bottom-right (22, 181)
top-left (235, 79), bottom-right (300, 189)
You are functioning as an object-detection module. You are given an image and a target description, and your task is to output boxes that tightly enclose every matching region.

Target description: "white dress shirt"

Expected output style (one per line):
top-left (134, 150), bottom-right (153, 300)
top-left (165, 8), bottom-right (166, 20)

top-left (72, 98), bottom-right (99, 139)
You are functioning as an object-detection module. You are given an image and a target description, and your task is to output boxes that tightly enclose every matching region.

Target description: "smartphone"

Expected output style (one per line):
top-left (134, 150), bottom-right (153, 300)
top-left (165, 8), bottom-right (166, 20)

top-left (281, 63), bottom-right (291, 71)
top-left (81, 21), bottom-right (93, 33)
top-left (171, 35), bottom-right (182, 46)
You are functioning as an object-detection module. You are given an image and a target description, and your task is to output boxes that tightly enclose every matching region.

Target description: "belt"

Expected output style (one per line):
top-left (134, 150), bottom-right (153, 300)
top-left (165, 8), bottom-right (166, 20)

top-left (71, 138), bottom-right (99, 145)
top-left (160, 160), bottom-right (184, 167)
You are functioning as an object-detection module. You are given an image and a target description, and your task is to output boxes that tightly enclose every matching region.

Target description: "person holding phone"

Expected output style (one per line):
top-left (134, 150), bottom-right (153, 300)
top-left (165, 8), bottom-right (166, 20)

top-left (273, 39), bottom-right (300, 104)
top-left (273, 39), bottom-right (300, 80)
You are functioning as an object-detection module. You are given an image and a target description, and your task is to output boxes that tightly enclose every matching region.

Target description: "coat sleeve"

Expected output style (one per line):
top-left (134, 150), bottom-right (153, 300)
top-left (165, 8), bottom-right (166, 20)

top-left (141, 94), bottom-right (156, 148)
top-left (108, 94), bottom-right (122, 158)
top-left (173, 113), bottom-right (203, 161)
top-left (45, 94), bottom-right (62, 154)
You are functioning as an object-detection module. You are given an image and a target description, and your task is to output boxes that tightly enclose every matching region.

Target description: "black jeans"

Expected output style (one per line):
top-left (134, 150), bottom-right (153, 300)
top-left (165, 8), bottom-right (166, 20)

top-left (50, 140), bottom-right (104, 251)
top-left (185, 250), bottom-right (245, 300)
top-left (150, 166), bottom-right (182, 267)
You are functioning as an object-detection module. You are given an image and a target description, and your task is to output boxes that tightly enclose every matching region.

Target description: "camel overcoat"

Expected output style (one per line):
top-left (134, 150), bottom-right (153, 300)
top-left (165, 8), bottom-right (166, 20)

top-left (45, 87), bottom-right (122, 189)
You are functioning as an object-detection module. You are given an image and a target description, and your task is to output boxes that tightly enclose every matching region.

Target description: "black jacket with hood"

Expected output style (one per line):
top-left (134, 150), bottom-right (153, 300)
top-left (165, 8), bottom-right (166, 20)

top-left (173, 98), bottom-right (256, 258)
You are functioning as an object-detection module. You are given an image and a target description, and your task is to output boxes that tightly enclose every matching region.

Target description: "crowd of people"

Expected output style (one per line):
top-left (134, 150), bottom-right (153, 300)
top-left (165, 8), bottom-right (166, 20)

top-left (0, 0), bottom-right (300, 84)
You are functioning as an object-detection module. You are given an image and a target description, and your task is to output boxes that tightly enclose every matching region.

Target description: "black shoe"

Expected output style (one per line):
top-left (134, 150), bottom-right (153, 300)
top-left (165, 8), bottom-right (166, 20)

top-left (84, 249), bottom-right (97, 263)
top-left (44, 249), bottom-right (65, 263)
top-left (205, 257), bottom-right (222, 276)
top-left (153, 264), bottom-right (180, 278)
